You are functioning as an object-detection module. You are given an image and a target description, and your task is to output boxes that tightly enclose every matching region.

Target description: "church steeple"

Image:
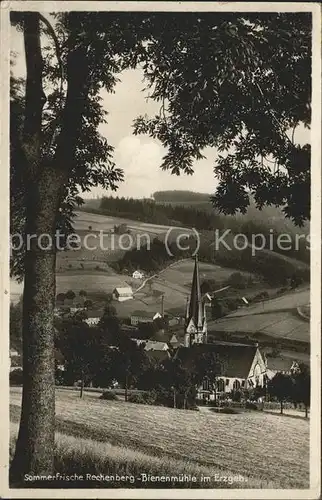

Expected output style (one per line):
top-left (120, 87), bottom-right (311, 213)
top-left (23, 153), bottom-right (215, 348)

top-left (184, 255), bottom-right (207, 347)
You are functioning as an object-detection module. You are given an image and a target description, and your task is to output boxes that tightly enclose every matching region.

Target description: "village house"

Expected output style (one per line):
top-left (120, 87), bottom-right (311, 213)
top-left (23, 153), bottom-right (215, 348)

top-left (265, 356), bottom-right (300, 380)
top-left (132, 270), bottom-right (144, 280)
top-left (10, 348), bottom-right (22, 372)
top-left (144, 340), bottom-right (169, 352)
top-left (84, 309), bottom-right (104, 326)
top-left (113, 286), bottom-right (133, 302)
top-left (130, 311), bottom-right (162, 326)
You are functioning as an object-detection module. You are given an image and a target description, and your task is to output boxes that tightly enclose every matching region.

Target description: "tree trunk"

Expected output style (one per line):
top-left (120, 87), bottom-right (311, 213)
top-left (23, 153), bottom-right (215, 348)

top-left (125, 374), bottom-right (128, 402)
top-left (80, 371), bottom-right (84, 398)
top-left (280, 400), bottom-right (283, 414)
top-left (10, 13), bottom-right (57, 484)
top-left (10, 12), bottom-right (89, 484)
top-left (305, 405), bottom-right (308, 418)
top-left (10, 168), bottom-right (64, 483)
top-left (173, 388), bottom-right (176, 408)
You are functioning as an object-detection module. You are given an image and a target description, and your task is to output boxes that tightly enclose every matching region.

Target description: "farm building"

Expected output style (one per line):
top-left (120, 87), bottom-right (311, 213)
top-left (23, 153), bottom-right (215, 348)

top-left (132, 270), bottom-right (144, 280)
top-left (130, 311), bottom-right (161, 326)
top-left (113, 287), bottom-right (133, 302)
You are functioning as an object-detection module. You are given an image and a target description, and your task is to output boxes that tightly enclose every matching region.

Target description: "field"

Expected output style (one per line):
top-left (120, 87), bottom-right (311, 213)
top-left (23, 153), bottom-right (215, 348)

top-left (208, 286), bottom-right (310, 343)
top-left (10, 210), bottom-right (310, 330)
top-left (10, 387), bottom-right (309, 489)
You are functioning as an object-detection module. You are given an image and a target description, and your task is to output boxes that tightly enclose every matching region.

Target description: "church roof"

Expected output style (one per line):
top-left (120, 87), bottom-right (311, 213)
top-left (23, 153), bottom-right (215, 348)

top-left (175, 342), bottom-right (259, 379)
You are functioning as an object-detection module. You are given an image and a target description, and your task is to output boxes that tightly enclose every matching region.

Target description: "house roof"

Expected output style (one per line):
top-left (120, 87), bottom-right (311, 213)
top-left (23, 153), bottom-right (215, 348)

top-left (144, 340), bottom-right (169, 351)
top-left (86, 309), bottom-right (104, 318)
top-left (265, 356), bottom-right (297, 373)
top-left (145, 349), bottom-right (171, 364)
top-left (175, 342), bottom-right (258, 379)
top-left (132, 311), bottom-right (161, 320)
top-left (114, 287), bottom-right (133, 295)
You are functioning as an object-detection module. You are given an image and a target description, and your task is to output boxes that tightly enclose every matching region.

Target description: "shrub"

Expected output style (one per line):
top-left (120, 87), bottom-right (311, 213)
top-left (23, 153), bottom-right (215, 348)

top-left (128, 391), bottom-right (156, 405)
top-left (99, 391), bottom-right (118, 401)
top-left (211, 407), bottom-right (240, 414)
top-left (10, 368), bottom-right (23, 386)
top-left (245, 401), bottom-right (258, 410)
top-left (128, 393), bottom-right (146, 404)
top-left (65, 290), bottom-right (76, 300)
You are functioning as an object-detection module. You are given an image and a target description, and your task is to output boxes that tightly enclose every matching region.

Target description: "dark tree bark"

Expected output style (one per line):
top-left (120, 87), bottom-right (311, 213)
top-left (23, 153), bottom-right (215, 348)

top-left (80, 373), bottom-right (84, 399)
top-left (10, 13), bottom-right (90, 484)
top-left (280, 400), bottom-right (284, 414)
top-left (125, 373), bottom-right (128, 402)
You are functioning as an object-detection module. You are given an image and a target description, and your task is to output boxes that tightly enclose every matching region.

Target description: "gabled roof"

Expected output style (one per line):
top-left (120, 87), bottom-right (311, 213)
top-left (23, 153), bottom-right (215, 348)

top-left (114, 287), bottom-right (133, 295)
top-left (144, 340), bottom-right (169, 351)
top-left (145, 349), bottom-right (171, 364)
top-left (131, 310), bottom-right (155, 318)
top-left (86, 309), bottom-right (104, 318)
top-left (265, 356), bottom-right (298, 373)
top-left (175, 342), bottom-right (258, 379)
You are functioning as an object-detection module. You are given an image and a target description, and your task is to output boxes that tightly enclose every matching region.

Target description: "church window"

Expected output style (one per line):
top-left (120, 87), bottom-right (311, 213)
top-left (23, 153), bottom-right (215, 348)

top-left (233, 379), bottom-right (241, 390)
top-left (217, 379), bottom-right (225, 392)
top-left (202, 378), bottom-right (210, 390)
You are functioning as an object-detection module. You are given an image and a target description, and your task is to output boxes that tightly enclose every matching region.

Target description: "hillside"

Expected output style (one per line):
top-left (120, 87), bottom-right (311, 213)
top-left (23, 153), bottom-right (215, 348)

top-left (153, 190), bottom-right (310, 235)
top-left (208, 287), bottom-right (310, 344)
top-left (10, 387), bottom-right (309, 489)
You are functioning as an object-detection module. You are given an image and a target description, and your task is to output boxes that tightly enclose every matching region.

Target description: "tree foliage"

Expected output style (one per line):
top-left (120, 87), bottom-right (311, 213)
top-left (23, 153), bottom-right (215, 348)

top-left (132, 12), bottom-right (311, 225)
top-left (267, 372), bottom-right (294, 414)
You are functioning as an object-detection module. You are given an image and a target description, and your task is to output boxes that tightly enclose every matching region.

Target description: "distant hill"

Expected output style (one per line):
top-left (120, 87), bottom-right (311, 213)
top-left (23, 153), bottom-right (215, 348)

top-left (153, 190), bottom-right (310, 236)
top-left (153, 190), bottom-right (211, 203)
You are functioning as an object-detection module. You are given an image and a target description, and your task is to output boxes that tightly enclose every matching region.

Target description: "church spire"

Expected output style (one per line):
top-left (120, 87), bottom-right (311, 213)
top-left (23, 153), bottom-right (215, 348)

top-left (184, 254), bottom-right (207, 346)
top-left (188, 254), bottom-right (203, 328)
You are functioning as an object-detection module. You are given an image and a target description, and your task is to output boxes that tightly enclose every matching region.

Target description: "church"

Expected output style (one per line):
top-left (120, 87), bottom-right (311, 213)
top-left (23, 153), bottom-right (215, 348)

top-left (178, 255), bottom-right (267, 402)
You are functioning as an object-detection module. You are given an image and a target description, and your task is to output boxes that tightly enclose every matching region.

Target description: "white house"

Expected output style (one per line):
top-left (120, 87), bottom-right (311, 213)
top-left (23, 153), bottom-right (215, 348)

top-left (113, 287), bottom-right (133, 302)
top-left (84, 309), bottom-right (104, 326)
top-left (132, 270), bottom-right (144, 280)
top-left (85, 317), bottom-right (101, 326)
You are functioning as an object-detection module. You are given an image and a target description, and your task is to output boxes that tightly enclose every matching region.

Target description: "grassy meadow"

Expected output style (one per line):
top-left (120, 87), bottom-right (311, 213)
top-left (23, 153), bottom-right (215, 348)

top-left (10, 387), bottom-right (309, 489)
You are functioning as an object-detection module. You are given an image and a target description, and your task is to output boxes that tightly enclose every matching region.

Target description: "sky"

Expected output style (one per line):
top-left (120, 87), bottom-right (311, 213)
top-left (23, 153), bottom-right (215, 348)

top-left (10, 17), bottom-right (310, 200)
